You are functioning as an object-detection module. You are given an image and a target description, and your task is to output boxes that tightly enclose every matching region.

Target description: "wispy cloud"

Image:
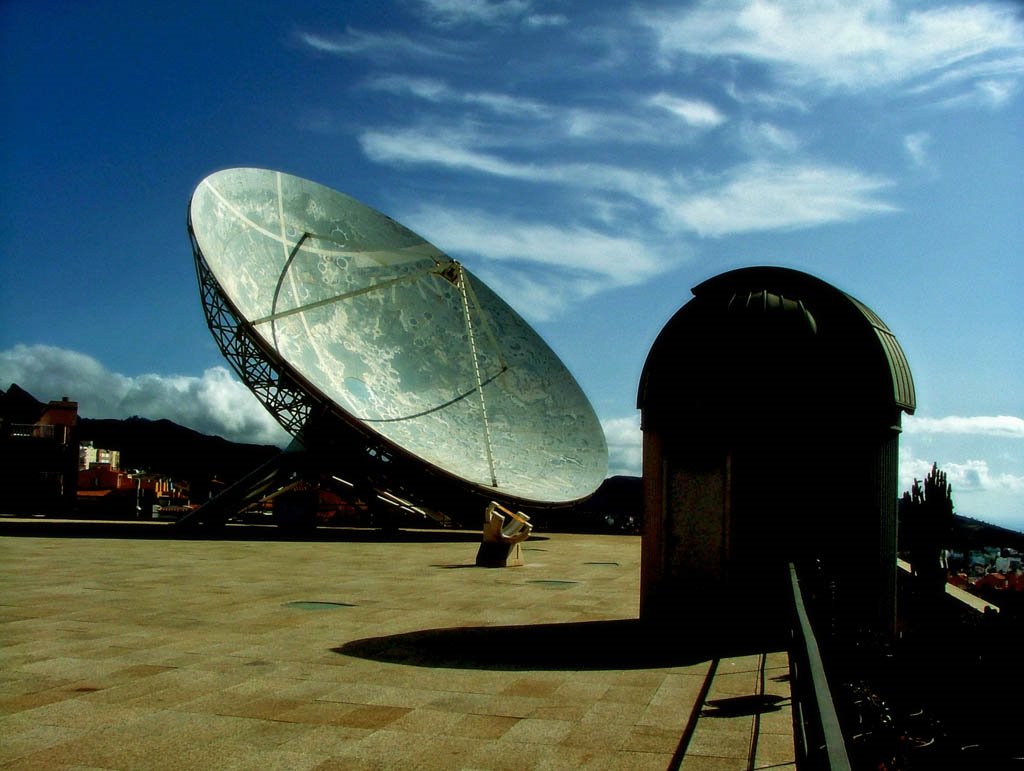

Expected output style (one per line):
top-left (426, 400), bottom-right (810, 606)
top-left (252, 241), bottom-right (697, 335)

top-left (366, 75), bottom-right (551, 118)
top-left (738, 121), bottom-right (802, 155)
top-left (398, 205), bottom-right (670, 321)
top-left (365, 77), bottom-right (696, 145)
top-left (668, 161), bottom-right (897, 237)
top-left (934, 78), bottom-right (1019, 110)
top-left (524, 13), bottom-right (567, 29)
top-left (471, 268), bottom-right (601, 324)
top-left (649, 93), bottom-right (727, 128)
top-left (903, 131), bottom-right (930, 167)
top-left (363, 128), bottom-right (897, 240)
top-left (405, 205), bottom-right (666, 284)
top-left (360, 129), bottom-right (547, 177)
top-left (297, 28), bottom-right (460, 63)
top-left (904, 414), bottom-right (1024, 438)
top-left (413, 0), bottom-right (565, 29)
top-left (638, 1), bottom-right (1024, 94)
top-left (724, 80), bottom-right (809, 112)
top-left (0, 345), bottom-right (289, 447)
top-left (416, 0), bottom-right (531, 26)
top-left (359, 129), bottom-right (673, 206)
top-left (907, 54), bottom-right (1024, 99)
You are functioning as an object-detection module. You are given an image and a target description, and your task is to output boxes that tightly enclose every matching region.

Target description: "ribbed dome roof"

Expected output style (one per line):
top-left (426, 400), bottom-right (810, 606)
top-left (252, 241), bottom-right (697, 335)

top-left (638, 267), bottom-right (915, 425)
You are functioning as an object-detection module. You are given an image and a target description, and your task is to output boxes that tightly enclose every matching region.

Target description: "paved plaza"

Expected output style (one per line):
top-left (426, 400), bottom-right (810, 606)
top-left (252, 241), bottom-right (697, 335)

top-left (1, 521), bottom-right (794, 769)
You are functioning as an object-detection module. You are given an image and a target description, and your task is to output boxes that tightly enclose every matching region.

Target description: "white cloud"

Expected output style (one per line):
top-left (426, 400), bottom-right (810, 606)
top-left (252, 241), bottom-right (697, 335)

top-left (297, 29), bottom-right (459, 63)
top-left (367, 75), bottom-right (450, 102)
top-left (668, 161), bottom-right (897, 237)
top-left (903, 131), bottom-right (930, 167)
top-left (472, 268), bottom-right (597, 323)
top-left (649, 93), bottom-right (727, 128)
top-left (560, 107), bottom-right (675, 144)
top-left (739, 121), bottom-right (802, 154)
top-left (366, 75), bottom-right (551, 118)
top-left (724, 80), bottom-right (809, 112)
top-left (524, 13), bottom-right (567, 29)
top-left (415, 0), bottom-right (563, 29)
top-left (976, 79), bottom-right (1016, 106)
top-left (908, 55), bottom-right (1024, 99)
top-left (932, 79), bottom-right (1018, 110)
top-left (406, 205), bottom-right (665, 283)
top-left (363, 130), bottom-right (897, 241)
top-left (363, 81), bottom-right (692, 146)
top-left (904, 414), bottom-right (1024, 438)
top-left (359, 129), bottom-right (673, 206)
top-left (416, 0), bottom-right (531, 26)
top-left (638, 1), bottom-right (1024, 93)
top-left (901, 454), bottom-right (1024, 496)
top-left (361, 129), bottom-right (531, 176)
top-left (602, 415), bottom-right (642, 477)
top-left (401, 205), bottom-right (669, 320)
top-left (0, 345), bottom-right (289, 447)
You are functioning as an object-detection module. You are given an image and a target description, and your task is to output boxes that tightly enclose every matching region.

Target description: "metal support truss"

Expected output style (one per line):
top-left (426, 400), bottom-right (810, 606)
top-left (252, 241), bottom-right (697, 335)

top-left (191, 230), bottom-right (314, 436)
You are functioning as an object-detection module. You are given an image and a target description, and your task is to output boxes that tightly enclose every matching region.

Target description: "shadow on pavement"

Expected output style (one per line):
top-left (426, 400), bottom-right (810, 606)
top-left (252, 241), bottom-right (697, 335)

top-left (336, 618), bottom-right (782, 671)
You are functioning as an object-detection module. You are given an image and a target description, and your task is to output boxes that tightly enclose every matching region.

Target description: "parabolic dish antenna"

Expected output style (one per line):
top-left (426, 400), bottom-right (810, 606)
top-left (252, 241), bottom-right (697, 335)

top-left (188, 168), bottom-right (607, 508)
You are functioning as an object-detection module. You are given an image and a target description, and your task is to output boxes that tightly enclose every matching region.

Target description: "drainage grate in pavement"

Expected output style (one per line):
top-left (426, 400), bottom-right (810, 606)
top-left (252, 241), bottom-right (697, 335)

top-left (283, 601), bottom-right (356, 610)
top-left (584, 561), bottom-right (620, 566)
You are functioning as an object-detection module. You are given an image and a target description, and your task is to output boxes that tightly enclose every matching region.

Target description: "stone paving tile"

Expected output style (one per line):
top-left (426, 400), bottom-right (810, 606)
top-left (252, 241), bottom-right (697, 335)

top-left (679, 754), bottom-right (752, 770)
top-left (0, 687), bottom-right (76, 715)
top-left (757, 703), bottom-right (794, 735)
top-left (220, 747), bottom-right (332, 771)
top-left (221, 716), bottom-right (319, 750)
top-left (499, 675), bottom-right (565, 698)
top-left (501, 716), bottom-right (574, 745)
top-left (754, 729), bottom-right (796, 769)
top-left (449, 712), bottom-right (521, 739)
top-left (275, 723), bottom-right (376, 754)
top-left (686, 718), bottom-right (754, 760)
top-left (559, 718), bottom-right (634, 751)
top-left (548, 678), bottom-right (609, 702)
top-left (0, 723), bottom-right (87, 765)
top-left (323, 727), bottom-right (427, 766)
top-left (638, 702), bottom-right (695, 729)
top-left (601, 683), bottom-right (657, 705)
top-left (529, 701), bottom-right (591, 722)
top-left (385, 705), bottom-right (465, 735)
top-left (0, 524), bottom-right (793, 769)
top-left (623, 722), bottom-right (687, 754)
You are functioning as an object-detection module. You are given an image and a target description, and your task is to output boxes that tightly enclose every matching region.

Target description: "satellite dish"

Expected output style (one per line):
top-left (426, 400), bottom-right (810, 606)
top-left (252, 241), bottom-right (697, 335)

top-left (187, 168), bottom-right (607, 512)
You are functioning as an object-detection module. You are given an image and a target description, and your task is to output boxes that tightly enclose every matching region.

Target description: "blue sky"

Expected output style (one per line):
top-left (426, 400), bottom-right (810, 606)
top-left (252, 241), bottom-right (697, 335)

top-left (1, 0), bottom-right (1021, 529)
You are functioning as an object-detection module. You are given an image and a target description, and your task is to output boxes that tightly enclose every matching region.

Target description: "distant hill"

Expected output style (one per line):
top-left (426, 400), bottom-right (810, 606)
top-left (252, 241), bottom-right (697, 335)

top-left (952, 513), bottom-right (1024, 550)
top-left (0, 383), bottom-right (48, 424)
top-left (1, 383), bottom-right (278, 501)
top-left (78, 416), bottom-right (278, 500)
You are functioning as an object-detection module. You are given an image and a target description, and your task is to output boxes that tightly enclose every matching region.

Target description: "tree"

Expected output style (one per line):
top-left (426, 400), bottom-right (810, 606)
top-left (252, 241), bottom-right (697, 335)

top-left (899, 463), bottom-right (955, 593)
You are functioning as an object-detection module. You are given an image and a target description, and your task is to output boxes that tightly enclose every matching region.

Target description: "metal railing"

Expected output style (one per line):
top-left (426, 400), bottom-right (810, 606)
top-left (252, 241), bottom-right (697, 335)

top-left (789, 562), bottom-right (853, 770)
